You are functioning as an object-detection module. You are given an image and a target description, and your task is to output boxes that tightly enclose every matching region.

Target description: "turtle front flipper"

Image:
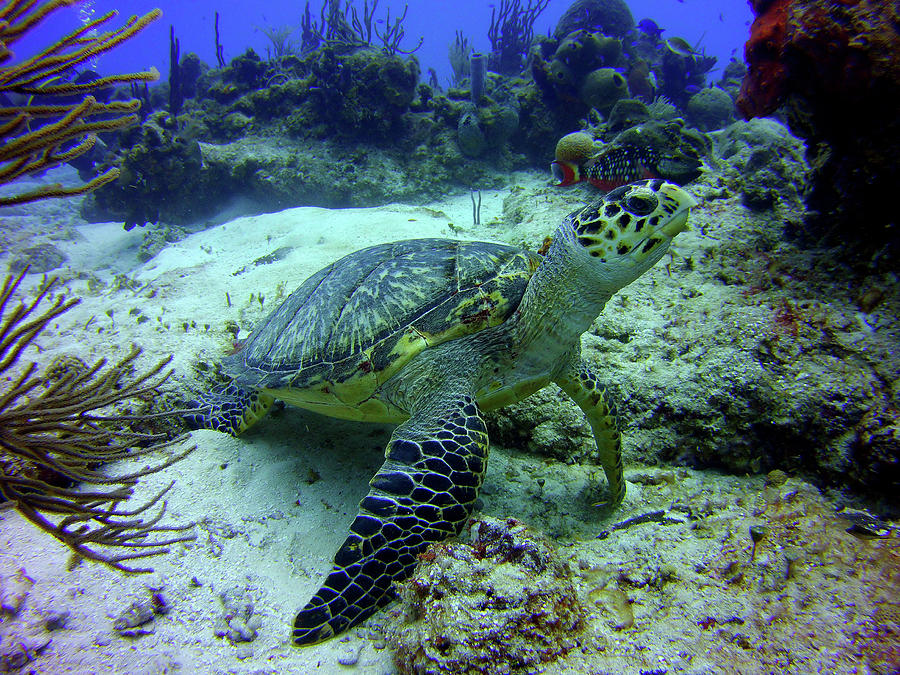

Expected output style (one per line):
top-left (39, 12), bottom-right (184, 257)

top-left (555, 358), bottom-right (625, 507)
top-left (292, 392), bottom-right (489, 645)
top-left (183, 381), bottom-right (274, 436)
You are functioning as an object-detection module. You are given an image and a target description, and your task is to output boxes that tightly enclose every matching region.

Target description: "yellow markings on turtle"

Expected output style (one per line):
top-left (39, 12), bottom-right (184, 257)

top-left (436, 288), bottom-right (511, 336)
top-left (485, 290), bottom-right (512, 326)
top-left (277, 395), bottom-right (406, 422)
top-left (356, 397), bottom-right (404, 420)
top-left (477, 375), bottom-right (550, 411)
top-left (332, 347), bottom-right (379, 406)
top-left (234, 391), bottom-right (276, 433)
top-left (373, 327), bottom-right (429, 387)
top-left (268, 385), bottom-right (339, 408)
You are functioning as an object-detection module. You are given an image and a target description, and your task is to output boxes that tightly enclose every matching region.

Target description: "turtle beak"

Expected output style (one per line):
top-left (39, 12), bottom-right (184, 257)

top-left (659, 190), bottom-right (698, 238)
top-left (660, 208), bottom-right (690, 238)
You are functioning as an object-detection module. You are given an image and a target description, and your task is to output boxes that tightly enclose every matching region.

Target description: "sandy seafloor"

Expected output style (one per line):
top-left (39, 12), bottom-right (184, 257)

top-left (0, 166), bottom-right (898, 675)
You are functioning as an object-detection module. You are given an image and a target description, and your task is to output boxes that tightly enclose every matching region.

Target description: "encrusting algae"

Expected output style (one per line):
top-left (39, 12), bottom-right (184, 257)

top-left (389, 517), bottom-right (585, 675)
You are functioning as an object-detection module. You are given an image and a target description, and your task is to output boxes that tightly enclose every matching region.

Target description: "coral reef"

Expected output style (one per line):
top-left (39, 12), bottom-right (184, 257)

top-left (300, 0), bottom-right (423, 56)
top-left (530, 10), bottom-right (716, 134)
top-left (81, 43), bottom-right (430, 227)
top-left (572, 473), bottom-right (900, 673)
top-left (532, 29), bottom-right (629, 120)
top-left (83, 113), bottom-right (203, 230)
top-left (737, 0), bottom-right (900, 254)
top-left (199, 46), bottom-right (420, 141)
top-left (456, 110), bottom-right (486, 158)
top-left (302, 47), bottom-right (420, 139)
top-left (689, 477), bottom-right (900, 672)
top-left (657, 41), bottom-right (717, 109)
top-left (487, 0), bottom-right (550, 75)
top-left (718, 58), bottom-right (747, 101)
top-left (606, 98), bottom-right (650, 132)
top-left (554, 131), bottom-right (597, 163)
top-left (389, 517), bottom-right (585, 674)
top-left (495, 153), bottom-right (899, 509)
top-left (456, 102), bottom-right (520, 158)
top-left (579, 67), bottom-right (628, 115)
top-left (714, 117), bottom-right (808, 211)
top-left (387, 471), bottom-right (899, 673)
top-left (68, 0), bottom-right (737, 231)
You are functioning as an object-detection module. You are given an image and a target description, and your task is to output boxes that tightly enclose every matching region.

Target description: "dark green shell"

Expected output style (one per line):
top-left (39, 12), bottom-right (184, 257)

top-left (224, 239), bottom-right (541, 395)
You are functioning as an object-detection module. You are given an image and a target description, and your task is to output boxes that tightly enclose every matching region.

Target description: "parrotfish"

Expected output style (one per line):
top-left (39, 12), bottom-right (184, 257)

top-left (552, 146), bottom-right (658, 191)
top-left (552, 145), bottom-right (700, 192)
top-left (552, 120), bottom-right (706, 192)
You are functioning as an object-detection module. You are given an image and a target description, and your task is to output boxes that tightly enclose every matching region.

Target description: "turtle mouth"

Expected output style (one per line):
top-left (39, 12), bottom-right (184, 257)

top-left (626, 205), bottom-right (693, 259)
top-left (659, 206), bottom-right (692, 239)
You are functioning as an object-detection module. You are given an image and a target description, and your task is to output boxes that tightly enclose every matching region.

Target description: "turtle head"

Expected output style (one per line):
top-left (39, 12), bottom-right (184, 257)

top-left (567, 179), bottom-right (697, 291)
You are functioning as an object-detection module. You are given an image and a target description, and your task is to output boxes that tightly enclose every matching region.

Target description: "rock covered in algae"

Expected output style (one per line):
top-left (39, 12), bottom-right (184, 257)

top-left (686, 86), bottom-right (735, 131)
top-left (389, 517), bottom-right (585, 674)
top-left (554, 0), bottom-right (634, 39)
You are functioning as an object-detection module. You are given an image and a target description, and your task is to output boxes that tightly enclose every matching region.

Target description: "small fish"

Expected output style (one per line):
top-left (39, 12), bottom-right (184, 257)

top-left (666, 37), bottom-right (698, 58)
top-left (552, 145), bottom-right (663, 191)
top-left (636, 18), bottom-right (664, 40)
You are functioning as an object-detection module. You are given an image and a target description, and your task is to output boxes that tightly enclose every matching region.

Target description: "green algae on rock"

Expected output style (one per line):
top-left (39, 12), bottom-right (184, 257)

top-left (686, 86), bottom-right (735, 132)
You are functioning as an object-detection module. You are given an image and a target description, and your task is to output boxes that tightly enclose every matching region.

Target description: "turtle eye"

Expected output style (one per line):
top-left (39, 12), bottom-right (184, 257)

top-left (624, 194), bottom-right (657, 216)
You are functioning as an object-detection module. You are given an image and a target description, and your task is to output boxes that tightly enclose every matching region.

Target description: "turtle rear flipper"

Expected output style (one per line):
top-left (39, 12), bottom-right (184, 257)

top-left (183, 381), bottom-right (274, 436)
top-left (292, 390), bottom-right (488, 645)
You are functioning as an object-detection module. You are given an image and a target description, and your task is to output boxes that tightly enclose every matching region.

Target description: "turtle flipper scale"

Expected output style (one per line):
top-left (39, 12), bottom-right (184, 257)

top-left (292, 392), bottom-right (488, 645)
top-left (555, 359), bottom-right (625, 507)
top-left (183, 381), bottom-right (274, 436)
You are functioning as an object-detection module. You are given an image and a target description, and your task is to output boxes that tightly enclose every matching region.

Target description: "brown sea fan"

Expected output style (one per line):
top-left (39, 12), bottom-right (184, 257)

top-left (0, 1), bottom-right (162, 206)
top-left (0, 268), bottom-right (195, 573)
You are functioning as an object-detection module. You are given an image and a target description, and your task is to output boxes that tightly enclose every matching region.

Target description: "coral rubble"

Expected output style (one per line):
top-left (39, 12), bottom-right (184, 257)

top-left (389, 517), bottom-right (584, 674)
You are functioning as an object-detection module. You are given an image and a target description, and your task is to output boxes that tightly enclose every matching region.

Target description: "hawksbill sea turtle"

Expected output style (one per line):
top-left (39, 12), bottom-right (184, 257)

top-left (184, 179), bottom-right (697, 645)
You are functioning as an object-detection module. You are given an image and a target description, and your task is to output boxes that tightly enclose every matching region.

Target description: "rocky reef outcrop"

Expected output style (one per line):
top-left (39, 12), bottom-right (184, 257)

top-left (737, 0), bottom-right (900, 256)
top-left (389, 517), bottom-right (585, 674)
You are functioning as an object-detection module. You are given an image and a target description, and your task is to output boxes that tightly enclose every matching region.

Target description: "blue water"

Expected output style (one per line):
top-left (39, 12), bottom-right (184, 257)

top-left (18, 0), bottom-right (752, 85)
